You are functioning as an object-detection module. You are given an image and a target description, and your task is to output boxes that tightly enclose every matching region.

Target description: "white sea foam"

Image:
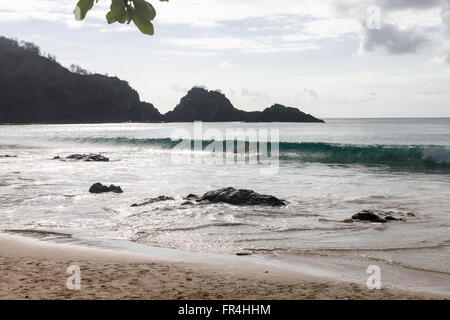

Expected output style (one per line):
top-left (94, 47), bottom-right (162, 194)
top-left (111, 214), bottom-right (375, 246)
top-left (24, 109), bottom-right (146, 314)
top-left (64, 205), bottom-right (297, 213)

top-left (1, 119), bottom-right (450, 294)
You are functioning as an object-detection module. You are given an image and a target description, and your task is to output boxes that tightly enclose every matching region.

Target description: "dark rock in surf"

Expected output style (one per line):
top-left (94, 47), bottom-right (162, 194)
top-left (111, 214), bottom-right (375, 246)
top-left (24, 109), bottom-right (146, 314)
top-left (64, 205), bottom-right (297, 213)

top-left (352, 210), bottom-right (405, 223)
top-left (65, 154), bottom-right (109, 162)
top-left (85, 154), bottom-right (109, 162)
top-left (89, 183), bottom-right (123, 194)
top-left (384, 216), bottom-right (401, 221)
top-left (352, 211), bottom-right (387, 223)
top-left (0, 154), bottom-right (17, 158)
top-left (184, 194), bottom-right (200, 200)
top-left (236, 252), bottom-right (252, 256)
top-left (199, 187), bottom-right (286, 207)
top-left (131, 196), bottom-right (175, 207)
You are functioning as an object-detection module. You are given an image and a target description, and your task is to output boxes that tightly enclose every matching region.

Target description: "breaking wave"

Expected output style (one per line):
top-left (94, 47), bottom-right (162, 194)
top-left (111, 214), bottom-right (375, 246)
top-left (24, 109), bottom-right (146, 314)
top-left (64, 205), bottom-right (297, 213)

top-left (49, 137), bottom-right (450, 169)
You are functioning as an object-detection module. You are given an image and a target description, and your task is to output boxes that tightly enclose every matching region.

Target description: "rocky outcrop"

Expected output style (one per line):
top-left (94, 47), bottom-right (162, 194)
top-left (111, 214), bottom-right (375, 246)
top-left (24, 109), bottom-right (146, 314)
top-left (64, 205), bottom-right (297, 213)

top-left (164, 87), bottom-right (324, 123)
top-left (0, 37), bottom-right (323, 124)
top-left (55, 154), bottom-right (109, 162)
top-left (89, 183), bottom-right (123, 194)
top-left (0, 155), bottom-right (17, 158)
top-left (164, 87), bottom-right (244, 122)
top-left (131, 196), bottom-right (175, 207)
top-left (245, 104), bottom-right (325, 123)
top-left (128, 188), bottom-right (286, 208)
top-left (199, 187), bottom-right (286, 207)
top-left (0, 37), bottom-right (163, 124)
top-left (352, 210), bottom-right (406, 223)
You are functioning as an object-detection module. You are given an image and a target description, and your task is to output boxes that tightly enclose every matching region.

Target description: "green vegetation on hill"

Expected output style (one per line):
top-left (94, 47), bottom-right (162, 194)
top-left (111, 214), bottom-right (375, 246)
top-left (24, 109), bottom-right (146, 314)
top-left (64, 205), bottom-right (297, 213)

top-left (0, 36), bottom-right (162, 123)
top-left (0, 36), bottom-right (324, 124)
top-left (165, 87), bottom-right (324, 123)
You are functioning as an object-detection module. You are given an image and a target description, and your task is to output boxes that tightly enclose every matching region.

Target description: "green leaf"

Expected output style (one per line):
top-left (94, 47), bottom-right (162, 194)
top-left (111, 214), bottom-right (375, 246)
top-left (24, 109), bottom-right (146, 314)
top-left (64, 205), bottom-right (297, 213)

top-left (106, 11), bottom-right (116, 24)
top-left (74, 0), bottom-right (94, 21)
top-left (110, 0), bottom-right (127, 24)
top-left (126, 7), bottom-right (135, 24)
top-left (76, 0), bottom-right (169, 35)
top-left (132, 0), bottom-right (156, 21)
top-left (145, 1), bottom-right (157, 20)
top-left (132, 13), bottom-right (154, 35)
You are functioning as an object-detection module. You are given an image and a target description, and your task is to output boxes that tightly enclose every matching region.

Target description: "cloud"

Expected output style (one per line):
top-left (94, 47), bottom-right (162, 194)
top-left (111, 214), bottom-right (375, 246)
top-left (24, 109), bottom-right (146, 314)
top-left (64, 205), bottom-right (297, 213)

top-left (2, 0), bottom-right (449, 61)
top-left (378, 0), bottom-right (442, 10)
top-left (164, 50), bottom-right (217, 57)
top-left (0, 0), bottom-right (112, 31)
top-left (281, 18), bottom-right (360, 42)
top-left (337, 0), bottom-right (442, 14)
top-left (437, 51), bottom-right (450, 64)
top-left (360, 22), bottom-right (430, 54)
top-left (239, 87), bottom-right (273, 106)
top-left (154, 0), bottom-right (334, 25)
top-left (218, 61), bottom-right (238, 68)
top-left (163, 36), bottom-right (319, 53)
top-left (190, 20), bottom-right (223, 29)
top-left (434, 40), bottom-right (450, 64)
top-left (304, 88), bottom-right (319, 98)
top-left (335, 0), bottom-right (442, 55)
top-left (170, 84), bottom-right (189, 93)
top-left (442, 0), bottom-right (450, 35)
top-left (2, 0), bottom-right (446, 57)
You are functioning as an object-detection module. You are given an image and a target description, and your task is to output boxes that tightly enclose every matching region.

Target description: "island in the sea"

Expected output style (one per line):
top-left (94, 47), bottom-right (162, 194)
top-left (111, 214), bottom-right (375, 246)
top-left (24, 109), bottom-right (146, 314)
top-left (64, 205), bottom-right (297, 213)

top-left (0, 36), bottom-right (324, 124)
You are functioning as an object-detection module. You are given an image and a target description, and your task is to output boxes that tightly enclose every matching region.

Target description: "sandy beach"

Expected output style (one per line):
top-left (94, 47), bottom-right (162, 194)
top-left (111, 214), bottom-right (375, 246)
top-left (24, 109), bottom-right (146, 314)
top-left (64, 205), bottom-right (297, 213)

top-left (0, 233), bottom-right (446, 300)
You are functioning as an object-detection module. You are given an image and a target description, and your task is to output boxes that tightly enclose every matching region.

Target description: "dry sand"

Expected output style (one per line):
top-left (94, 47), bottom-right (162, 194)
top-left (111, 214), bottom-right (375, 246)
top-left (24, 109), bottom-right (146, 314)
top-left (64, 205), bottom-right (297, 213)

top-left (0, 233), bottom-right (446, 300)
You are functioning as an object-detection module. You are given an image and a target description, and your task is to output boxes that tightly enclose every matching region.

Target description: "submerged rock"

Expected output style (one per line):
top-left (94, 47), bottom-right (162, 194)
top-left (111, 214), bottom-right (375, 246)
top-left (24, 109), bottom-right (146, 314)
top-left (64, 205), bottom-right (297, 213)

top-left (0, 154), bottom-right (17, 158)
top-left (131, 196), bottom-right (174, 207)
top-left (57, 154), bottom-right (109, 162)
top-left (352, 210), bottom-right (405, 223)
top-left (184, 194), bottom-right (200, 200)
top-left (352, 211), bottom-right (387, 223)
top-left (199, 187), bottom-right (286, 207)
top-left (385, 216), bottom-right (401, 221)
top-left (89, 183), bottom-right (123, 194)
top-left (236, 252), bottom-right (252, 256)
top-left (68, 154), bottom-right (109, 162)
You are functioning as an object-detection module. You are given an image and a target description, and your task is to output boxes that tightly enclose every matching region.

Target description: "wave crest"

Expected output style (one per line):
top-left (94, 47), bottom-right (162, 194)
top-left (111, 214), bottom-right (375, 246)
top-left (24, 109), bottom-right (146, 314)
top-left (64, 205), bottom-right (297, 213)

top-left (49, 137), bottom-right (450, 169)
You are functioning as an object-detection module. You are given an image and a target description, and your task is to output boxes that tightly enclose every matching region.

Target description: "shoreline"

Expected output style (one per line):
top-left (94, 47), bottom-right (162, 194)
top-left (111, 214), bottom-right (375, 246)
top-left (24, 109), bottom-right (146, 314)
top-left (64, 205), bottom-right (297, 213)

top-left (0, 233), bottom-right (446, 300)
top-left (1, 117), bottom-right (450, 126)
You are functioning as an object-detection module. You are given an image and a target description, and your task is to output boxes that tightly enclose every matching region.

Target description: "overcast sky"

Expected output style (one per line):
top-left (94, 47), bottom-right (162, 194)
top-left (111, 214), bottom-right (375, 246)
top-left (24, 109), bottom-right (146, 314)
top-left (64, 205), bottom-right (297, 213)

top-left (1, 0), bottom-right (450, 117)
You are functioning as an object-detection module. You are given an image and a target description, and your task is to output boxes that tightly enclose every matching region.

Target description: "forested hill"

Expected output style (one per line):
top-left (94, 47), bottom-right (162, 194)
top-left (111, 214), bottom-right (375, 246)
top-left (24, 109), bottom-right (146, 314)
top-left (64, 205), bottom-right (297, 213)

top-left (165, 87), bottom-right (324, 123)
top-left (0, 36), bottom-right (163, 124)
top-left (0, 36), bottom-right (323, 124)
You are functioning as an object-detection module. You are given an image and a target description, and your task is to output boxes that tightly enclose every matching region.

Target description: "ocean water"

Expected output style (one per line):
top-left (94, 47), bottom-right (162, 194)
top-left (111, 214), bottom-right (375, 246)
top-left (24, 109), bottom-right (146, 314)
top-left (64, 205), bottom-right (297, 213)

top-left (0, 119), bottom-right (449, 294)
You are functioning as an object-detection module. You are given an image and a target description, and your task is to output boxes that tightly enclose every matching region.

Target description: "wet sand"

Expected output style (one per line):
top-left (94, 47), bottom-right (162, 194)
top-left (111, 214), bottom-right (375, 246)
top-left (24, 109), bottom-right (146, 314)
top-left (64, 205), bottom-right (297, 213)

top-left (0, 233), bottom-right (446, 300)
